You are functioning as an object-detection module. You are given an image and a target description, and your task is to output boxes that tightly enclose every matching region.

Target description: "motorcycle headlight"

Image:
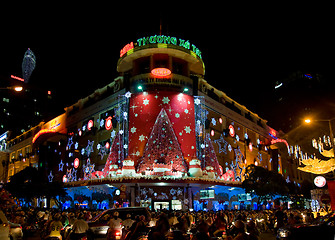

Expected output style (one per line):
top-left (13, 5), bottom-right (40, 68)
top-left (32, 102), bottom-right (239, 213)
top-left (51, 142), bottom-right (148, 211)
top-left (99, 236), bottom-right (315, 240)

top-left (277, 228), bottom-right (290, 238)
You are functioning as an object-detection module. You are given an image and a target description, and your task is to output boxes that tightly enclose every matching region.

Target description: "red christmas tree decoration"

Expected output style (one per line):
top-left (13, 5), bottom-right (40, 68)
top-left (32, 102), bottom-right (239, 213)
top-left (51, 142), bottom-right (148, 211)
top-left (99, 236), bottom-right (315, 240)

top-left (102, 132), bottom-right (124, 176)
top-left (203, 133), bottom-right (223, 177)
top-left (137, 108), bottom-right (188, 174)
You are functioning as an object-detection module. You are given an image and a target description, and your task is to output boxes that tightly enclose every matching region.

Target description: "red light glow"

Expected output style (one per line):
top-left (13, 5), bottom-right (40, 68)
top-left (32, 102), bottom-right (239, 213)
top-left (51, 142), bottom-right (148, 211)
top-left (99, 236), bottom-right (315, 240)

top-left (74, 158), bottom-right (80, 168)
top-left (87, 120), bottom-right (94, 131)
top-left (151, 68), bottom-right (171, 77)
top-left (120, 42), bottom-right (134, 57)
top-left (228, 125), bottom-right (235, 137)
top-left (11, 75), bottom-right (24, 82)
top-left (105, 116), bottom-right (113, 130)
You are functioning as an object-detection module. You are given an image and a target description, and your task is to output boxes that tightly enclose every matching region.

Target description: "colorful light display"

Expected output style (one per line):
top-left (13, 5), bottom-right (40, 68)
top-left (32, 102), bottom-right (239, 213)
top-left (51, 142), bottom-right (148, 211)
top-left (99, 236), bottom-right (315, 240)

top-left (314, 176), bottom-right (326, 187)
top-left (228, 125), bottom-right (235, 137)
top-left (120, 42), bottom-right (134, 57)
top-left (151, 68), bottom-right (171, 77)
top-left (136, 35), bottom-right (202, 59)
top-left (105, 116), bottom-right (113, 130)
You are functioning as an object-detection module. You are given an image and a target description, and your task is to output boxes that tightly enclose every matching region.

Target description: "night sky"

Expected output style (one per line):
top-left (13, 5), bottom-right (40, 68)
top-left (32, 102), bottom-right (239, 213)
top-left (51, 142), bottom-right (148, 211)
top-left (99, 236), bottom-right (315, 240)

top-left (0, 5), bottom-right (333, 130)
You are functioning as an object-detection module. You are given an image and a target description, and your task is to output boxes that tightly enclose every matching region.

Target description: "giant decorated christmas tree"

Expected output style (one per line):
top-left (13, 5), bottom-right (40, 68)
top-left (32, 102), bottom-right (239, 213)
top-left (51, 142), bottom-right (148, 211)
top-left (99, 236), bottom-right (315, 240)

top-left (203, 133), bottom-right (223, 177)
top-left (102, 132), bottom-right (124, 176)
top-left (137, 108), bottom-right (188, 174)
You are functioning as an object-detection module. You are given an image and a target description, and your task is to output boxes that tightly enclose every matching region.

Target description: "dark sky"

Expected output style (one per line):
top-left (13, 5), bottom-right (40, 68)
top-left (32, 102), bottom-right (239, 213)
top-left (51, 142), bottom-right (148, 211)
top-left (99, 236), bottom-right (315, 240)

top-left (0, 5), bottom-right (333, 129)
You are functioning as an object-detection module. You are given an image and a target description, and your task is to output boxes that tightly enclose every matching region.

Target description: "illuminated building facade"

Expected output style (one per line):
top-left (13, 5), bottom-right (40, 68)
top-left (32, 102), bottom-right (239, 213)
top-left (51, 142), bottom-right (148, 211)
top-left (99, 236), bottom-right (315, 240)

top-left (3, 35), bottom-right (291, 210)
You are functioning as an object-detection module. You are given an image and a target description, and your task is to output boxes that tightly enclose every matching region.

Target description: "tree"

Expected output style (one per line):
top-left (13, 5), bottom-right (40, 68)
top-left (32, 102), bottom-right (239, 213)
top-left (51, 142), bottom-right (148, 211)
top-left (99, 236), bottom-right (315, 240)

top-left (137, 108), bottom-right (187, 174)
top-left (5, 166), bottom-right (67, 207)
top-left (242, 164), bottom-right (289, 203)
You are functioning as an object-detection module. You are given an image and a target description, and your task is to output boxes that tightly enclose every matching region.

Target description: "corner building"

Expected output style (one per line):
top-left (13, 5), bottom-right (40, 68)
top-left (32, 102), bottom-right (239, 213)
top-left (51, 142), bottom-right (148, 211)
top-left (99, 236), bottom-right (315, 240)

top-left (6, 35), bottom-right (285, 210)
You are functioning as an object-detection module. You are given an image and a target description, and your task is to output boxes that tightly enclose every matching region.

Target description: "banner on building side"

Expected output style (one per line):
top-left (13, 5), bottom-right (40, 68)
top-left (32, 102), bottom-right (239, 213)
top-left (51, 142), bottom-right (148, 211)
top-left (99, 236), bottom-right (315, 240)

top-left (327, 181), bottom-right (335, 210)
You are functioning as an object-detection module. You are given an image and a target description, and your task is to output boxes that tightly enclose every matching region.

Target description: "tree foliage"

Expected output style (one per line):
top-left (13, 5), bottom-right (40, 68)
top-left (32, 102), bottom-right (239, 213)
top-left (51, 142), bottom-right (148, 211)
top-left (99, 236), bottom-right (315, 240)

top-left (5, 166), bottom-right (67, 202)
top-left (242, 164), bottom-right (289, 202)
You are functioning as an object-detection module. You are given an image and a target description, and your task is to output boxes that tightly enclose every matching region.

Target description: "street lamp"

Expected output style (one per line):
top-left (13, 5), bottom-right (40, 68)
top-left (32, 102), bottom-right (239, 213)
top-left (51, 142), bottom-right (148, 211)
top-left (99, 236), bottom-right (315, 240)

top-left (0, 86), bottom-right (23, 92)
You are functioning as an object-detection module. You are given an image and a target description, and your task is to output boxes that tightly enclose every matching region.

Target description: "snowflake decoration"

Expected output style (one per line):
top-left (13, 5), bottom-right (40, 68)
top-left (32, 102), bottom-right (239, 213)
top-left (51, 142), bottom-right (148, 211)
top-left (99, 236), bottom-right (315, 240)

top-left (211, 118), bottom-right (216, 126)
top-left (184, 126), bottom-right (191, 134)
top-left (194, 98), bottom-right (201, 105)
top-left (100, 119), bottom-right (105, 128)
top-left (85, 140), bottom-right (94, 157)
top-left (125, 91), bottom-right (132, 98)
top-left (111, 130), bottom-right (116, 138)
top-left (162, 97), bottom-right (170, 104)
top-left (130, 127), bottom-right (137, 133)
top-left (139, 135), bottom-right (145, 141)
top-left (98, 145), bottom-right (108, 160)
top-left (143, 99), bottom-right (149, 105)
top-left (170, 188), bottom-right (176, 195)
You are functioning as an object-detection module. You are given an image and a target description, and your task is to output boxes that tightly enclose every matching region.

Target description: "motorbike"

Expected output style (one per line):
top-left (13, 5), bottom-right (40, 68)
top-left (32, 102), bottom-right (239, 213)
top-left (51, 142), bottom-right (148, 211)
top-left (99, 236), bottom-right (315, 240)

top-left (107, 228), bottom-right (122, 240)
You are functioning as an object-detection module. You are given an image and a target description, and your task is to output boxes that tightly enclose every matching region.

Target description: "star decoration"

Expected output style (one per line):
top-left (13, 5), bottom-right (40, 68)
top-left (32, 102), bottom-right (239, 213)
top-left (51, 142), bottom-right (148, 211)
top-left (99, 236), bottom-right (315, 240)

top-left (143, 99), bottom-right (149, 105)
top-left (184, 109), bottom-right (189, 114)
top-left (184, 126), bottom-right (191, 134)
top-left (66, 136), bottom-right (73, 150)
top-left (175, 113), bottom-right (180, 118)
top-left (194, 98), bottom-right (201, 105)
top-left (48, 171), bottom-right (54, 182)
top-left (162, 97), bottom-right (170, 104)
top-left (59, 160), bottom-right (64, 171)
top-left (214, 134), bottom-right (228, 154)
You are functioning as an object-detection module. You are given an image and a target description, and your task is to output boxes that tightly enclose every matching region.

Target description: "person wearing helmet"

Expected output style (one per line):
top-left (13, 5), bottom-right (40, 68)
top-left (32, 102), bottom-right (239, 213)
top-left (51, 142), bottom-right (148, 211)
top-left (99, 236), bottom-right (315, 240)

top-left (71, 213), bottom-right (89, 240)
top-left (107, 211), bottom-right (123, 239)
top-left (122, 214), bottom-right (134, 230)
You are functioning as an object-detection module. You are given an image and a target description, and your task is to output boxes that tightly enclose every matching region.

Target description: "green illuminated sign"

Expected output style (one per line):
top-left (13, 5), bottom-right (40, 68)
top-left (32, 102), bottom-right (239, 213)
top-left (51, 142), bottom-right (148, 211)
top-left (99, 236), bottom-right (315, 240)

top-left (137, 35), bottom-right (202, 59)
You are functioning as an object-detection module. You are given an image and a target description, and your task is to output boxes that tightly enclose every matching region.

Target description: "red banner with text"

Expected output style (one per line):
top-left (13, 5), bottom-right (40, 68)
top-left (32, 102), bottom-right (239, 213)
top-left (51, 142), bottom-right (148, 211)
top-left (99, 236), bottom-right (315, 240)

top-left (327, 181), bottom-right (335, 210)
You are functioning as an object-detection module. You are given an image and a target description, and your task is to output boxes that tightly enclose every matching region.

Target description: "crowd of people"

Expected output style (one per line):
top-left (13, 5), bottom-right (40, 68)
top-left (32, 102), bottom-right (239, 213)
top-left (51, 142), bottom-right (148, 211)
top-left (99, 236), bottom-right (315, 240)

top-left (1, 205), bottom-right (329, 240)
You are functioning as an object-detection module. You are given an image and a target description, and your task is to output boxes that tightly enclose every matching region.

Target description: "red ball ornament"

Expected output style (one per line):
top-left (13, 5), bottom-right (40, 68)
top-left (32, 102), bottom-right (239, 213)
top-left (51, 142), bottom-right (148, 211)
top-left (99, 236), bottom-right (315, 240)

top-left (105, 116), bottom-right (113, 130)
top-left (87, 120), bottom-right (94, 131)
top-left (74, 158), bottom-right (80, 168)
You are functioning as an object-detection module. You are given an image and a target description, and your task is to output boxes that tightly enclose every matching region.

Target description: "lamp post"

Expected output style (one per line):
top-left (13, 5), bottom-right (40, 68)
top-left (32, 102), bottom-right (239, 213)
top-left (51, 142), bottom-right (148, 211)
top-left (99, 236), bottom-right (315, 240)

top-left (0, 86), bottom-right (23, 92)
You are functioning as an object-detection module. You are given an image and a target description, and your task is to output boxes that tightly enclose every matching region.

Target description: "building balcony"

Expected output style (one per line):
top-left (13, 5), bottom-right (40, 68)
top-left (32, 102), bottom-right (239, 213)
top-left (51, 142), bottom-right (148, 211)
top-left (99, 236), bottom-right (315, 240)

top-left (130, 73), bottom-right (193, 92)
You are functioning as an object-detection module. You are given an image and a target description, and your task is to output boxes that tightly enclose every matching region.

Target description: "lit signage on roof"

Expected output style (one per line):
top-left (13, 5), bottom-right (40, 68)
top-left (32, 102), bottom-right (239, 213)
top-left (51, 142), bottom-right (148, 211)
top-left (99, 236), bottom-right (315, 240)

top-left (136, 35), bottom-right (202, 59)
top-left (151, 68), bottom-right (171, 77)
top-left (120, 42), bottom-right (134, 57)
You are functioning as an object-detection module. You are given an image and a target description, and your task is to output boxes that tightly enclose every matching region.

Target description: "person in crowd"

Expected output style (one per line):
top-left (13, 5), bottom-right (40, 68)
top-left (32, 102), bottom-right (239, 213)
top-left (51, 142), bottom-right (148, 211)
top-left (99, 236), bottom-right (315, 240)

top-left (148, 213), bottom-right (170, 240)
top-left (192, 220), bottom-right (210, 240)
top-left (71, 213), bottom-right (89, 240)
top-left (107, 211), bottom-right (123, 239)
top-left (128, 215), bottom-right (147, 240)
top-left (49, 213), bottom-right (63, 239)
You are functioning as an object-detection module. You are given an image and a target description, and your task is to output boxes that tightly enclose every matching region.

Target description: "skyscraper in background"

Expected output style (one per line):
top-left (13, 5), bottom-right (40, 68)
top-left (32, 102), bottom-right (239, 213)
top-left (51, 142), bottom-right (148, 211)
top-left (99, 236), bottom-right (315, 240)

top-left (22, 48), bottom-right (36, 83)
